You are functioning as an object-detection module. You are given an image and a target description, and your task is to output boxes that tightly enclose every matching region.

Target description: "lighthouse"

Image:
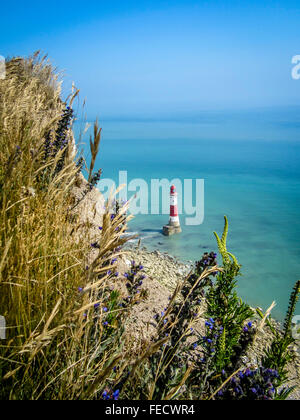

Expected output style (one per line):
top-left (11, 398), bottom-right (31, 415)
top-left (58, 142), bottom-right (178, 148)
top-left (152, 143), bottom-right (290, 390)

top-left (163, 185), bottom-right (182, 236)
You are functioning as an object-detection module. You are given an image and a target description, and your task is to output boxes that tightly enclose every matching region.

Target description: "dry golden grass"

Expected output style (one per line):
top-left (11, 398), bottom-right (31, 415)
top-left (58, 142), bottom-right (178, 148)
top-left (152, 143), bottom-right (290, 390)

top-left (0, 54), bottom-right (134, 399)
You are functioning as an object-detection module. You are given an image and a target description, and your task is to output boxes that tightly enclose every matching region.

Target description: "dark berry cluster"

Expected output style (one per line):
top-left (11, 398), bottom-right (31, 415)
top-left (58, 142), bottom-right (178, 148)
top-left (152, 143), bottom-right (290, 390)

top-left (195, 252), bottom-right (218, 274)
top-left (121, 261), bottom-right (147, 307)
top-left (43, 106), bottom-right (74, 174)
top-left (76, 157), bottom-right (84, 170)
top-left (88, 169), bottom-right (102, 190)
top-left (217, 367), bottom-right (280, 400)
top-left (102, 388), bottom-right (120, 400)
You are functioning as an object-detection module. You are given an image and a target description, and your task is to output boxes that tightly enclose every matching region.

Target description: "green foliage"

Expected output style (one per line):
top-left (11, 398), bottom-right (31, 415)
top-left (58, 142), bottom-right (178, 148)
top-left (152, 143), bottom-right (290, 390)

top-left (283, 280), bottom-right (300, 340)
top-left (214, 216), bottom-right (239, 268)
top-left (260, 280), bottom-right (300, 388)
top-left (207, 217), bottom-right (254, 373)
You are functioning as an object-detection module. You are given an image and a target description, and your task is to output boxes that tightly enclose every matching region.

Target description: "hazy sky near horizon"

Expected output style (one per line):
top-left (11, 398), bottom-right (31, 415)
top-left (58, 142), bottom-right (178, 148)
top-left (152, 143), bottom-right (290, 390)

top-left (1, 0), bottom-right (300, 119)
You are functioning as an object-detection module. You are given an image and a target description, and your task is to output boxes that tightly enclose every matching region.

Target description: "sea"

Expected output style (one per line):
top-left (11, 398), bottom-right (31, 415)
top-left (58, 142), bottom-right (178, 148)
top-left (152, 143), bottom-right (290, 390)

top-left (74, 107), bottom-right (300, 322)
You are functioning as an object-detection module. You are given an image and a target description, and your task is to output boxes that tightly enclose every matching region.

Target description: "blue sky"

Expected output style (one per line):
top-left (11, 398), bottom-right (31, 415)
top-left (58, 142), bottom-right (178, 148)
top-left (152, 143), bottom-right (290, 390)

top-left (1, 0), bottom-right (300, 119)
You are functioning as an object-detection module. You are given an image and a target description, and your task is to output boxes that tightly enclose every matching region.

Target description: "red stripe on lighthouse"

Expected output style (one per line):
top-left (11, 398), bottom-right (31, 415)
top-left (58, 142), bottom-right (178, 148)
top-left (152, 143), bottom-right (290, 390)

top-left (170, 207), bottom-right (178, 216)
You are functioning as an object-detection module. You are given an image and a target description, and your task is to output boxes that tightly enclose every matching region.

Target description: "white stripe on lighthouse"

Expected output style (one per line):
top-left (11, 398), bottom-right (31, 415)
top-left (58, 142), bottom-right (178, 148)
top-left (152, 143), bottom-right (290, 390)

top-left (170, 195), bottom-right (177, 206)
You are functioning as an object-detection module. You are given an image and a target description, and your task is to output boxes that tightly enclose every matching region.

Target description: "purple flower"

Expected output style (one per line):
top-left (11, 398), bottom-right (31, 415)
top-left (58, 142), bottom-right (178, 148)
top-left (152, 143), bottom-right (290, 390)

top-left (78, 287), bottom-right (83, 293)
top-left (113, 390), bottom-right (120, 400)
top-left (103, 307), bottom-right (108, 312)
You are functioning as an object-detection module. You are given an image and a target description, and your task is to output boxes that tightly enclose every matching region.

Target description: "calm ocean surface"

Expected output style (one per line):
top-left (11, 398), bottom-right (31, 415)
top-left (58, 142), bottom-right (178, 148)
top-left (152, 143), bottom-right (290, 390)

top-left (75, 109), bottom-right (300, 321)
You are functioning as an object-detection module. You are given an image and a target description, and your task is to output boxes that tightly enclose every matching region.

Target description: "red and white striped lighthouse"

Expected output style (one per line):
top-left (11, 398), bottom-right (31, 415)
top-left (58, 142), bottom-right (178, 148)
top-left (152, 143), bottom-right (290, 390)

top-left (163, 185), bottom-right (182, 236)
top-left (169, 185), bottom-right (180, 227)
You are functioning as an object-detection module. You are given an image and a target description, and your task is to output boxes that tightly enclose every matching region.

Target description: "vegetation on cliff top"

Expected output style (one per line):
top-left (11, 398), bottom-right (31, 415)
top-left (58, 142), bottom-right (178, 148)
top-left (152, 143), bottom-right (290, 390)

top-left (0, 55), bottom-right (299, 400)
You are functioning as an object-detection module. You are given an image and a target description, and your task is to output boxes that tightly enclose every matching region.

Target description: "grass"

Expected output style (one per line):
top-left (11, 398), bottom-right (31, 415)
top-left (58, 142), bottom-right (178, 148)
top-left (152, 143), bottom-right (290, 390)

top-left (0, 54), bottom-right (299, 400)
top-left (0, 54), bottom-right (135, 399)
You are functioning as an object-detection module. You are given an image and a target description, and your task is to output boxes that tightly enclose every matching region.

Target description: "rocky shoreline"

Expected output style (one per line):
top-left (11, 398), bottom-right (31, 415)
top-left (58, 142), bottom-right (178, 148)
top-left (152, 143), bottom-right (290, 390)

top-left (125, 245), bottom-right (193, 291)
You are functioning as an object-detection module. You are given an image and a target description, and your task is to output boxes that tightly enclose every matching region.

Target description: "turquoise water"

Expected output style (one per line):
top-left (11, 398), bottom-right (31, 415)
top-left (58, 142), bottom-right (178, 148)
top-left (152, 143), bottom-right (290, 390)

top-left (75, 110), bottom-right (300, 321)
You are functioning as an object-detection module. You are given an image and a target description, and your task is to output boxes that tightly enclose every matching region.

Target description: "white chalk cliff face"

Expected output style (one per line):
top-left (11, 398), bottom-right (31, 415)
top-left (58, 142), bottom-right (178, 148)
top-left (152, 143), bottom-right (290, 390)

top-left (70, 173), bottom-right (105, 235)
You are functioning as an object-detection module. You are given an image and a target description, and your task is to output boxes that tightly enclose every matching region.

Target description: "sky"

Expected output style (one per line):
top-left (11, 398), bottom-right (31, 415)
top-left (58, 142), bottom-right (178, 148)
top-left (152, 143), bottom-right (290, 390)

top-left (1, 0), bottom-right (300, 119)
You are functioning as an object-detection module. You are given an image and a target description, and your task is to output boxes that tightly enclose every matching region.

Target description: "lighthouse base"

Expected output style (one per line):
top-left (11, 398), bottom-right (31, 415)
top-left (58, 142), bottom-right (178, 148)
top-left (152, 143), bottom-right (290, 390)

top-left (163, 224), bottom-right (182, 236)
